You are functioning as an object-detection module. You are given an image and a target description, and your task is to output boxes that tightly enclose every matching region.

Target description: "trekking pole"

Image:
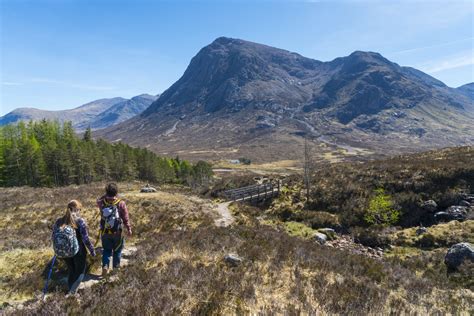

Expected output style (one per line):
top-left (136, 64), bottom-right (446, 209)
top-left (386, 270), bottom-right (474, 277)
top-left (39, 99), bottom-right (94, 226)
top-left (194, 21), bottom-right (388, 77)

top-left (42, 255), bottom-right (57, 301)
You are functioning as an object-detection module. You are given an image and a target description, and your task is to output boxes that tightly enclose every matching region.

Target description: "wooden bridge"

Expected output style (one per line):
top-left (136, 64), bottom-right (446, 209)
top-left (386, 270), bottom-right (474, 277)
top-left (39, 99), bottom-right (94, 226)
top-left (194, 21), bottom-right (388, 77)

top-left (223, 180), bottom-right (281, 203)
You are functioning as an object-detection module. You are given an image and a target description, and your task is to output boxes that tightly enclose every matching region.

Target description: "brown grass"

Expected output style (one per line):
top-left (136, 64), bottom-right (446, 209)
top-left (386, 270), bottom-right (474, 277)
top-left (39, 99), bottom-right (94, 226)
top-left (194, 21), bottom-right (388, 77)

top-left (1, 179), bottom-right (473, 314)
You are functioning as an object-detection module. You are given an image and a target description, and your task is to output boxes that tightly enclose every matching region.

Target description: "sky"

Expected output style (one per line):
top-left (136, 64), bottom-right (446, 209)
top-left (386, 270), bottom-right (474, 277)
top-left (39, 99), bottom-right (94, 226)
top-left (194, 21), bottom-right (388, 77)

top-left (0, 0), bottom-right (473, 115)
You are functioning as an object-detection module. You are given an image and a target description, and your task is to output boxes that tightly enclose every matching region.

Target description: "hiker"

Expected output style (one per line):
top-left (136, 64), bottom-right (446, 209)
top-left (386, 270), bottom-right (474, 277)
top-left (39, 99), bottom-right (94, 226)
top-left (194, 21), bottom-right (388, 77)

top-left (52, 200), bottom-right (96, 295)
top-left (97, 183), bottom-right (132, 277)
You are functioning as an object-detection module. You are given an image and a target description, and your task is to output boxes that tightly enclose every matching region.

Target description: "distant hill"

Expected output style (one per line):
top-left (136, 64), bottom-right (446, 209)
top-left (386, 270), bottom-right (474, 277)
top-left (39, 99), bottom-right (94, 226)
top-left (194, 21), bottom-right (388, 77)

top-left (75, 94), bottom-right (159, 130)
top-left (0, 94), bottom-right (159, 130)
top-left (457, 82), bottom-right (474, 100)
top-left (97, 37), bottom-right (474, 162)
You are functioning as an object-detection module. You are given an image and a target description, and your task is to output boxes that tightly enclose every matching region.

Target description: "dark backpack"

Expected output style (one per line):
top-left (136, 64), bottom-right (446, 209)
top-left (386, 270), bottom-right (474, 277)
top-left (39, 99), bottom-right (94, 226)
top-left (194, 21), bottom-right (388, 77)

top-left (52, 223), bottom-right (79, 258)
top-left (100, 199), bottom-right (122, 233)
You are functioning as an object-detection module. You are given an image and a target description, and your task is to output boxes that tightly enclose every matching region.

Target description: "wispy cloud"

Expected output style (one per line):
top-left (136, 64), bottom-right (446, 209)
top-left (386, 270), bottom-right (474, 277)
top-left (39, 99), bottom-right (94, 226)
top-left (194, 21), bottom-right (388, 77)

top-left (2, 81), bottom-right (23, 86)
top-left (29, 77), bottom-right (117, 91)
top-left (390, 37), bottom-right (474, 55)
top-left (420, 52), bottom-right (474, 74)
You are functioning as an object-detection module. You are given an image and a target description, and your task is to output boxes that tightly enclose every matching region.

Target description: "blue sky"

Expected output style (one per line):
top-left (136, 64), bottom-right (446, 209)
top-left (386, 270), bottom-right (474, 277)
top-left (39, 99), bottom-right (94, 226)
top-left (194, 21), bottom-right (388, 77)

top-left (1, 0), bottom-right (473, 115)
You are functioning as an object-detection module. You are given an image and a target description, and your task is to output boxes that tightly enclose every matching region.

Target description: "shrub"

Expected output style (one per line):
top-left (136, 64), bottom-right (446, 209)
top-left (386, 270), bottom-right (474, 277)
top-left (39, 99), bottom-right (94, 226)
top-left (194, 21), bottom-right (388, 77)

top-left (290, 211), bottom-right (340, 230)
top-left (364, 188), bottom-right (400, 226)
top-left (415, 233), bottom-right (437, 248)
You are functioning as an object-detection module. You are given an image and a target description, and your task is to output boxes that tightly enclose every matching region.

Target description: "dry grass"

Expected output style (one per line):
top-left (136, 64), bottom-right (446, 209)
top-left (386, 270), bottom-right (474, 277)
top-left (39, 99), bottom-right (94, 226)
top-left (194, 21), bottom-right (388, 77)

top-left (1, 182), bottom-right (474, 315)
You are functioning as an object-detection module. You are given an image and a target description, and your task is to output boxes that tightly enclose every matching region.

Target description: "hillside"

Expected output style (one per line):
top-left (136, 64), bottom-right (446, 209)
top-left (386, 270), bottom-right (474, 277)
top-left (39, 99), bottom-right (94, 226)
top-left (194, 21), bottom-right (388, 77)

top-left (2, 146), bottom-right (473, 314)
top-left (457, 82), bottom-right (474, 100)
top-left (97, 37), bottom-right (474, 162)
top-left (0, 94), bottom-right (158, 131)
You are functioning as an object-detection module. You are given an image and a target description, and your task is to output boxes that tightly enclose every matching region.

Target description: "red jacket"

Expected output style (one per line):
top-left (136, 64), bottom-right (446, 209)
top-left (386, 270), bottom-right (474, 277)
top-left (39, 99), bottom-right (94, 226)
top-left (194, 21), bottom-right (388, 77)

top-left (97, 195), bottom-right (131, 234)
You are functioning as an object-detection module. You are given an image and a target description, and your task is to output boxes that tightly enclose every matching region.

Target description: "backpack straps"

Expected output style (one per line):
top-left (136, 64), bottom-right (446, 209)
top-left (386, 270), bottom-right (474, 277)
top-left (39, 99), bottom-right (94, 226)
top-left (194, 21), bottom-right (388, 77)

top-left (103, 198), bottom-right (121, 207)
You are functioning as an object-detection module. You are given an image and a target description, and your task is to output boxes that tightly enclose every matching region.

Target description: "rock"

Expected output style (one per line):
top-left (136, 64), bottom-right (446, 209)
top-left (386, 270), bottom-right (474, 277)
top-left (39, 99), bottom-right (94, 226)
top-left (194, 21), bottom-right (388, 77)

top-left (224, 253), bottom-right (243, 267)
top-left (445, 242), bottom-right (474, 271)
top-left (314, 233), bottom-right (327, 245)
top-left (435, 206), bottom-right (469, 222)
top-left (140, 186), bottom-right (157, 193)
top-left (460, 193), bottom-right (474, 203)
top-left (421, 200), bottom-right (438, 212)
top-left (459, 200), bottom-right (471, 207)
top-left (318, 228), bottom-right (336, 240)
top-left (434, 212), bottom-right (451, 222)
top-left (416, 227), bottom-right (427, 235)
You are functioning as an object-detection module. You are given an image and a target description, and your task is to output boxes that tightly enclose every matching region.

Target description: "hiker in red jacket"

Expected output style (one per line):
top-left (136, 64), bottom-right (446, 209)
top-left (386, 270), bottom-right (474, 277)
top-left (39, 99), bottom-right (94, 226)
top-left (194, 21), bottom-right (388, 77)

top-left (97, 183), bottom-right (132, 277)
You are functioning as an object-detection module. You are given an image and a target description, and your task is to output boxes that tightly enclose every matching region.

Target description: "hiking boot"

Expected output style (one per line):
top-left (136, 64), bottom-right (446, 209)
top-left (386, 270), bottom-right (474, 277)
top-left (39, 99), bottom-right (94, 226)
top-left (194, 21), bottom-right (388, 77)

top-left (101, 267), bottom-right (109, 278)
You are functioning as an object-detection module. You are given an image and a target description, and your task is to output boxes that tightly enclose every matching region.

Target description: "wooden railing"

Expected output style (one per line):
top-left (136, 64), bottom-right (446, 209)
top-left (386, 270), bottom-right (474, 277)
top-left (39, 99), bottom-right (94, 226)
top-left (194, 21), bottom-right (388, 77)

top-left (223, 180), bottom-right (281, 202)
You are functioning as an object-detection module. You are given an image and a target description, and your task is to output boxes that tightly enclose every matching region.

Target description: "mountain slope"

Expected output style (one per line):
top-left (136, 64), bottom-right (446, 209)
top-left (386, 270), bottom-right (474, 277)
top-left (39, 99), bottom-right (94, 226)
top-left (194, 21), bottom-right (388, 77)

top-left (457, 82), bottom-right (474, 100)
top-left (98, 37), bottom-right (474, 162)
top-left (0, 94), bottom-right (158, 131)
top-left (76, 94), bottom-right (158, 130)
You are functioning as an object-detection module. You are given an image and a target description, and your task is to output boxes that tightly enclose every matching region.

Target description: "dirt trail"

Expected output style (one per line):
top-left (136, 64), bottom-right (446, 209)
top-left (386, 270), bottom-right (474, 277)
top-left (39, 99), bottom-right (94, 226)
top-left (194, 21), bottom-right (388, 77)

top-left (78, 245), bottom-right (138, 290)
top-left (41, 190), bottom-right (233, 302)
top-left (214, 201), bottom-right (234, 227)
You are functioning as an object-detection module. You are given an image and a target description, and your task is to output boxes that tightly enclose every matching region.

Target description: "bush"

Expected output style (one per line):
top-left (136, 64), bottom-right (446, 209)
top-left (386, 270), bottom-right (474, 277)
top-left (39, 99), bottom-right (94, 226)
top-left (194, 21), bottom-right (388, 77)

top-left (364, 188), bottom-right (400, 226)
top-left (307, 147), bottom-right (474, 228)
top-left (415, 233), bottom-right (437, 249)
top-left (289, 210), bottom-right (340, 230)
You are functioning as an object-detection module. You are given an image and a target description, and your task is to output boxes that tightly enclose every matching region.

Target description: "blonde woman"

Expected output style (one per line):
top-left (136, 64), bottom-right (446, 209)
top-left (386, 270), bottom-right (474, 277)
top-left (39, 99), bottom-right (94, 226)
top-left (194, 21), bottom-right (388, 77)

top-left (52, 200), bottom-right (96, 295)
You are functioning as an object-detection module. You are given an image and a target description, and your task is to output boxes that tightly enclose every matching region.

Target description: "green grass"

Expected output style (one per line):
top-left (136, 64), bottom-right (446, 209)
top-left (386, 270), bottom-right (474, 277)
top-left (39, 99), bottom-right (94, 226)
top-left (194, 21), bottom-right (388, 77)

top-left (283, 221), bottom-right (317, 239)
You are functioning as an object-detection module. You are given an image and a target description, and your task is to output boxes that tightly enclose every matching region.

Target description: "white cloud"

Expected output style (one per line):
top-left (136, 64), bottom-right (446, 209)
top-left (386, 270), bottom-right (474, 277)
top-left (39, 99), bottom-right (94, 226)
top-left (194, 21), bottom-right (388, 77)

top-left (390, 37), bottom-right (474, 55)
top-left (2, 81), bottom-right (23, 86)
top-left (420, 52), bottom-right (474, 74)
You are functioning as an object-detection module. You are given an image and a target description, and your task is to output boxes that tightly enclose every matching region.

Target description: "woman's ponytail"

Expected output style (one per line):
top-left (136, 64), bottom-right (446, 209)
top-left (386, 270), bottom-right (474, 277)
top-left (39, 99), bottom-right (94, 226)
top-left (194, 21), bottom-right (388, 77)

top-left (61, 200), bottom-right (82, 229)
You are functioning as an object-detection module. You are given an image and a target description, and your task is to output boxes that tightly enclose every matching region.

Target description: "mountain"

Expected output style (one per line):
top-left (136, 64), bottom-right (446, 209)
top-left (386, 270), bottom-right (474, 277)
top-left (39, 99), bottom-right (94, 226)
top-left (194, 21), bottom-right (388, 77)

top-left (0, 94), bottom-right (158, 130)
top-left (97, 37), bottom-right (474, 162)
top-left (75, 94), bottom-right (159, 130)
top-left (457, 83), bottom-right (474, 100)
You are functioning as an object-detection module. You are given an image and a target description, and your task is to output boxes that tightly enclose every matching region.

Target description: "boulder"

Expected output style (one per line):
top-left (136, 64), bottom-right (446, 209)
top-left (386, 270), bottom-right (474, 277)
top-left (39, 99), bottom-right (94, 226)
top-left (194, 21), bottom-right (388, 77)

top-left (318, 228), bottom-right (336, 240)
top-left (224, 254), bottom-right (243, 267)
top-left (421, 200), bottom-right (438, 213)
top-left (435, 206), bottom-right (468, 222)
top-left (459, 200), bottom-right (471, 207)
top-left (140, 186), bottom-right (157, 193)
top-left (460, 193), bottom-right (474, 204)
top-left (416, 227), bottom-right (427, 236)
top-left (445, 242), bottom-right (474, 271)
top-left (314, 233), bottom-right (327, 245)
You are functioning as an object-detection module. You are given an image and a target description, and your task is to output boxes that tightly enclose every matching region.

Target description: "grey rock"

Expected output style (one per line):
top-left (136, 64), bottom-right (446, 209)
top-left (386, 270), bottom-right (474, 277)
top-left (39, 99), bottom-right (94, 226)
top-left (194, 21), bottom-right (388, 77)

top-left (318, 228), bottom-right (336, 234)
top-left (314, 232), bottom-right (328, 245)
top-left (416, 227), bottom-right (427, 235)
top-left (224, 253), bottom-right (243, 267)
top-left (421, 200), bottom-right (438, 212)
top-left (460, 193), bottom-right (474, 203)
top-left (435, 206), bottom-right (468, 222)
top-left (140, 187), bottom-right (157, 193)
top-left (445, 242), bottom-right (474, 271)
top-left (318, 228), bottom-right (336, 239)
top-left (459, 200), bottom-right (471, 207)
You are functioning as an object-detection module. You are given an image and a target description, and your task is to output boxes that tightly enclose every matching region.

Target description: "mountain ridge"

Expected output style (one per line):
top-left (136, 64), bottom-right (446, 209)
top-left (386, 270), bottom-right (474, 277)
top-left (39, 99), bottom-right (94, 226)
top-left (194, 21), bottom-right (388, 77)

top-left (97, 37), bottom-right (473, 162)
top-left (1, 94), bottom-right (159, 130)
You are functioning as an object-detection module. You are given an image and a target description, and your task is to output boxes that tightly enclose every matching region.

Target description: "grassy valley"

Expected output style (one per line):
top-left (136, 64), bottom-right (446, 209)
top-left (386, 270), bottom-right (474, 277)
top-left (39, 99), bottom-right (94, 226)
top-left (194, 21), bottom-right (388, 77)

top-left (1, 147), bottom-right (473, 314)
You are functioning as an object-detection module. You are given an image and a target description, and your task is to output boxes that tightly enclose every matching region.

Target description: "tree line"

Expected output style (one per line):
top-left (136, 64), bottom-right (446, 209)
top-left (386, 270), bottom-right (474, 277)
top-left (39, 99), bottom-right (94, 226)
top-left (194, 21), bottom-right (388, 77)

top-left (0, 120), bottom-right (213, 187)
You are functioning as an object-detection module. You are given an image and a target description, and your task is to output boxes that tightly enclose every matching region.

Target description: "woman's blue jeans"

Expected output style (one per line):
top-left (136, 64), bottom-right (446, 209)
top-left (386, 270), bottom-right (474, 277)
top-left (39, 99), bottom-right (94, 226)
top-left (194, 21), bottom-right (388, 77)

top-left (101, 233), bottom-right (124, 269)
